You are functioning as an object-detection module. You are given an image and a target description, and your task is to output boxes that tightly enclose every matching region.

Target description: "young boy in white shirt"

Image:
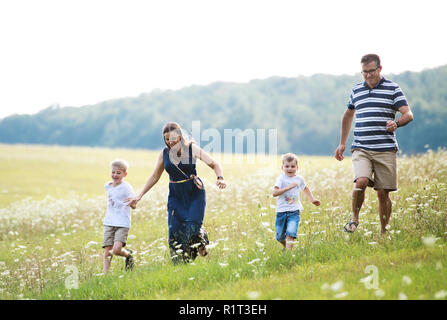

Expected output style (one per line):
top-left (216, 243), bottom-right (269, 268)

top-left (273, 153), bottom-right (320, 250)
top-left (103, 159), bottom-right (136, 273)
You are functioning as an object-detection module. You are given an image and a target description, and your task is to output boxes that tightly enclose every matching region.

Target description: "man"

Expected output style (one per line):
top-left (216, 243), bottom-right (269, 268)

top-left (335, 54), bottom-right (414, 235)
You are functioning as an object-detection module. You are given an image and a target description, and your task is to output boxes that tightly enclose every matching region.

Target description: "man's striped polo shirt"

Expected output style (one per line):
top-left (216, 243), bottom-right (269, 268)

top-left (347, 77), bottom-right (408, 152)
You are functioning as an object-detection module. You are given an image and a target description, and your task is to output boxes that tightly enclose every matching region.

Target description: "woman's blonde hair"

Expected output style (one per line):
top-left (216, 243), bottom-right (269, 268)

top-left (110, 159), bottom-right (129, 172)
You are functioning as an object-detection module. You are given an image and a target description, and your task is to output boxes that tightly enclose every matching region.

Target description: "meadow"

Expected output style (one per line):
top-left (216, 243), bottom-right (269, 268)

top-left (0, 144), bottom-right (446, 300)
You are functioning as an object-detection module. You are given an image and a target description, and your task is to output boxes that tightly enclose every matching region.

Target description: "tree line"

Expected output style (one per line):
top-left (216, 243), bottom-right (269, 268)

top-left (1, 65), bottom-right (446, 155)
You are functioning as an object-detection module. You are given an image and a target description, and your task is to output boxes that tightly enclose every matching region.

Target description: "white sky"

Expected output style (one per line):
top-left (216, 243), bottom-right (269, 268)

top-left (0, 0), bottom-right (446, 119)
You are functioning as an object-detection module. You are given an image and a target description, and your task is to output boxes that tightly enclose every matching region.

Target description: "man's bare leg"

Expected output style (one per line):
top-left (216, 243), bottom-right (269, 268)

top-left (349, 177), bottom-right (369, 231)
top-left (377, 189), bottom-right (392, 235)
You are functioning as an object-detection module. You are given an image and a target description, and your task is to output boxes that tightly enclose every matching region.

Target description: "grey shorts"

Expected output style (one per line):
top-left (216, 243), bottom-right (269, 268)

top-left (102, 225), bottom-right (129, 248)
top-left (352, 148), bottom-right (397, 191)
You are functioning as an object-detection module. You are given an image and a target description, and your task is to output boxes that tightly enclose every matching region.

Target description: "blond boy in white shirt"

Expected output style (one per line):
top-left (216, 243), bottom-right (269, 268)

top-left (103, 159), bottom-right (136, 273)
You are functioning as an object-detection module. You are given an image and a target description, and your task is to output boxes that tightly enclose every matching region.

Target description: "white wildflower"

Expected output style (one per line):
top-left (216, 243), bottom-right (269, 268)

top-left (422, 235), bottom-right (439, 247)
top-left (85, 241), bottom-right (98, 248)
top-left (247, 291), bottom-right (260, 299)
top-left (402, 275), bottom-right (412, 285)
top-left (398, 292), bottom-right (408, 300)
top-left (206, 242), bottom-right (218, 250)
top-left (330, 281), bottom-right (344, 292)
top-left (375, 289), bottom-right (385, 298)
top-left (434, 290), bottom-right (447, 299)
top-left (260, 222), bottom-right (270, 228)
top-left (335, 292), bottom-right (348, 299)
top-left (247, 258), bottom-right (261, 265)
top-left (1, 270), bottom-right (10, 277)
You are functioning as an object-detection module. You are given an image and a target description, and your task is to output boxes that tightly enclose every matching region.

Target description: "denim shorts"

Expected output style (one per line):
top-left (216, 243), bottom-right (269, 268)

top-left (275, 210), bottom-right (300, 241)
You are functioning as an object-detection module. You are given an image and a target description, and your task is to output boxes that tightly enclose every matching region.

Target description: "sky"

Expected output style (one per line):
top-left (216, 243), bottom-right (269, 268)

top-left (0, 0), bottom-right (446, 119)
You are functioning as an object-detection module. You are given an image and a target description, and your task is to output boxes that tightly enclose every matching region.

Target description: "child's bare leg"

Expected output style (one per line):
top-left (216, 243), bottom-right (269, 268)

top-left (112, 241), bottom-right (129, 257)
top-left (285, 236), bottom-right (295, 250)
top-left (279, 240), bottom-right (286, 248)
top-left (103, 246), bottom-right (113, 274)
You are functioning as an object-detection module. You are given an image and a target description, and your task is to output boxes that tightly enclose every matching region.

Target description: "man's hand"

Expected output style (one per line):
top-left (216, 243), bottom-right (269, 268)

top-left (335, 144), bottom-right (346, 161)
top-left (386, 120), bottom-right (398, 133)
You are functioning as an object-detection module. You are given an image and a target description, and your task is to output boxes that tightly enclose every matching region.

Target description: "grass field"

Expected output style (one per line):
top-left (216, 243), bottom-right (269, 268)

top-left (0, 144), bottom-right (446, 300)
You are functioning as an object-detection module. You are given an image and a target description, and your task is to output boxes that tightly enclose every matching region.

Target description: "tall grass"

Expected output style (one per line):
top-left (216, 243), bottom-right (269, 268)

top-left (0, 145), bottom-right (446, 299)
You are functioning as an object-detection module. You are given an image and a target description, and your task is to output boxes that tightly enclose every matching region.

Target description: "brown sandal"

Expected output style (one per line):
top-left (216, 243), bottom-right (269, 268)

top-left (343, 218), bottom-right (358, 233)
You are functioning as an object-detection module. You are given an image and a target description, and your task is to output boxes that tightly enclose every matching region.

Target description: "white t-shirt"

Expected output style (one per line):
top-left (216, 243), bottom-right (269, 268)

top-left (274, 173), bottom-right (306, 213)
top-left (104, 181), bottom-right (135, 228)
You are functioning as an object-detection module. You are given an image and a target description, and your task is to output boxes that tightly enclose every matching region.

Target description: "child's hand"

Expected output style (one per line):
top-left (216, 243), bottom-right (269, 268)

top-left (312, 199), bottom-right (321, 206)
top-left (287, 182), bottom-right (298, 190)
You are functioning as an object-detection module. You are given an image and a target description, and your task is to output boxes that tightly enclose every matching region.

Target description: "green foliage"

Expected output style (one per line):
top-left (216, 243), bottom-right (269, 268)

top-left (1, 66), bottom-right (446, 154)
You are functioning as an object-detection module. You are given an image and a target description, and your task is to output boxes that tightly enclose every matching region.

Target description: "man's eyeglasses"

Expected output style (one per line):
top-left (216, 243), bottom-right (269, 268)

top-left (361, 67), bottom-right (380, 76)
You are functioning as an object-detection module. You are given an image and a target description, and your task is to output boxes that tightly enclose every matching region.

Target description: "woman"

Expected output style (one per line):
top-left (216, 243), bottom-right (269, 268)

top-left (126, 122), bottom-right (226, 263)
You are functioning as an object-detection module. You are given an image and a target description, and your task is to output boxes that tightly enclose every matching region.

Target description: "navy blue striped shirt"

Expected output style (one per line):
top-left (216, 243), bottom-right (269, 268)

top-left (347, 77), bottom-right (408, 152)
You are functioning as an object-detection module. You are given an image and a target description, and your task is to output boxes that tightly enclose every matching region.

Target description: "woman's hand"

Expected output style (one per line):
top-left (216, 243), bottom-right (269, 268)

top-left (312, 199), bottom-right (321, 206)
top-left (125, 196), bottom-right (141, 208)
top-left (216, 178), bottom-right (226, 189)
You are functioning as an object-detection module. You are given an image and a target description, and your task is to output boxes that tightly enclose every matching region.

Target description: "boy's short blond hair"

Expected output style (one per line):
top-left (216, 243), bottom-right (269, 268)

top-left (110, 159), bottom-right (129, 172)
top-left (282, 153), bottom-right (298, 165)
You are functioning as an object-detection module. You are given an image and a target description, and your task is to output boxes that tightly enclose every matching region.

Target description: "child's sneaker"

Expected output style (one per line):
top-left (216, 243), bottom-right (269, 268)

top-left (125, 249), bottom-right (134, 271)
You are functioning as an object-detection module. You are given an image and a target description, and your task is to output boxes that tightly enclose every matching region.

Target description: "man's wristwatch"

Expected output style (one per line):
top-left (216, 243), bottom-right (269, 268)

top-left (394, 120), bottom-right (401, 128)
top-left (217, 176), bottom-right (224, 180)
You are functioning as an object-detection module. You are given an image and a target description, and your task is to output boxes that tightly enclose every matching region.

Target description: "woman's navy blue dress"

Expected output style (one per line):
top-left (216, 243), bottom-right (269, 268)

top-left (163, 144), bottom-right (206, 262)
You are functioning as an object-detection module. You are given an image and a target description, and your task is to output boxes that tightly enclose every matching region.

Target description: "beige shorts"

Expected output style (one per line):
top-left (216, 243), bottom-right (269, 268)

top-left (102, 225), bottom-right (129, 248)
top-left (352, 148), bottom-right (397, 191)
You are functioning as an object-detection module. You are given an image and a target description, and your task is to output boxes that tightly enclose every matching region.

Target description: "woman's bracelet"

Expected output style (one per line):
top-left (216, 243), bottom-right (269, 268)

top-left (217, 176), bottom-right (224, 180)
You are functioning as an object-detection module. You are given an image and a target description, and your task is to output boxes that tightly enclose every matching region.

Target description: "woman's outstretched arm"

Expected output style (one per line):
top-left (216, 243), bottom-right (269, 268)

top-left (125, 150), bottom-right (165, 206)
top-left (191, 144), bottom-right (226, 189)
